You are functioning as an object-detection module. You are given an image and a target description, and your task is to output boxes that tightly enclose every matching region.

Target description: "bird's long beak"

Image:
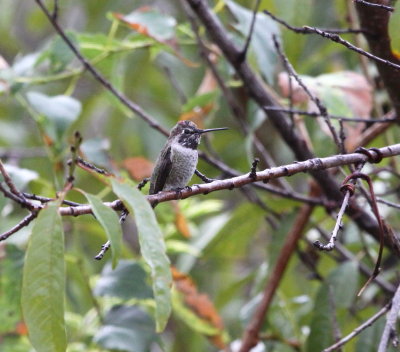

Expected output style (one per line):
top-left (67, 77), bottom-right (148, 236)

top-left (197, 127), bottom-right (229, 134)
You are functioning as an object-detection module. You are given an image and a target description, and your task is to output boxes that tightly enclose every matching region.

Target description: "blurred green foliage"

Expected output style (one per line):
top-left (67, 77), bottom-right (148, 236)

top-left (0, 0), bottom-right (399, 351)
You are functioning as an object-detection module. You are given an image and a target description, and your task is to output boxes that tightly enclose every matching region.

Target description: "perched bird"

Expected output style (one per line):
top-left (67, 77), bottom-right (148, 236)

top-left (149, 120), bottom-right (228, 195)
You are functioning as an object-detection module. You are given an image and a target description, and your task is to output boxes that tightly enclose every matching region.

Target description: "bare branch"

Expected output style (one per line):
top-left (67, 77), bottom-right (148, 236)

top-left (377, 198), bottom-right (400, 210)
top-left (263, 106), bottom-right (397, 124)
top-left (272, 35), bottom-right (341, 149)
top-left (354, 0), bottom-right (394, 12)
top-left (34, 0), bottom-right (169, 137)
top-left (0, 212), bottom-right (37, 241)
top-left (0, 159), bottom-right (25, 199)
top-left (239, 193), bottom-right (317, 351)
top-left (314, 189), bottom-right (352, 251)
top-left (52, 0), bottom-right (59, 20)
top-left (303, 26), bottom-right (400, 71)
top-left (316, 227), bottom-right (396, 293)
top-left (238, 0), bottom-right (261, 61)
top-left (56, 144), bottom-right (400, 216)
top-left (323, 303), bottom-right (391, 352)
top-left (263, 9), bottom-right (368, 34)
top-left (181, 0), bottom-right (293, 192)
top-left (354, 0), bottom-right (400, 118)
top-left (378, 283), bottom-right (400, 352)
top-left (184, 0), bottom-right (397, 255)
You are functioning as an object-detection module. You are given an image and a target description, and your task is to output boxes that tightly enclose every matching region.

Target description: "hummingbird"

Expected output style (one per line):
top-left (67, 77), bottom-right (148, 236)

top-left (149, 120), bottom-right (228, 195)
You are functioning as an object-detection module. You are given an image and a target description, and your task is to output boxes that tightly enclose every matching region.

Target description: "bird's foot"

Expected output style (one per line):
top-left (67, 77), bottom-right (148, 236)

top-left (171, 186), bottom-right (192, 199)
top-left (172, 187), bottom-right (184, 199)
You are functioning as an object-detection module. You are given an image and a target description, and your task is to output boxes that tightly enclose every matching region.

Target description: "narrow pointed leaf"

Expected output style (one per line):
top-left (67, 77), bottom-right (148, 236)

top-left (111, 179), bottom-right (172, 332)
top-left (83, 192), bottom-right (122, 268)
top-left (21, 202), bottom-right (66, 352)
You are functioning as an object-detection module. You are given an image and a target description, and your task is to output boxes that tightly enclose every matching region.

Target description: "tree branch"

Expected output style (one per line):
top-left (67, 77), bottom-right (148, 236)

top-left (34, 0), bottom-right (169, 136)
top-left (56, 144), bottom-right (400, 216)
top-left (0, 212), bottom-right (38, 241)
top-left (323, 302), bottom-right (391, 352)
top-left (378, 282), bottom-right (400, 352)
top-left (355, 0), bottom-right (400, 118)
top-left (239, 187), bottom-right (317, 351)
top-left (184, 0), bottom-right (399, 255)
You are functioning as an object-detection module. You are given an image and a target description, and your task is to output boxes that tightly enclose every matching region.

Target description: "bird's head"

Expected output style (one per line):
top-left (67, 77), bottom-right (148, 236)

top-left (169, 120), bottom-right (228, 149)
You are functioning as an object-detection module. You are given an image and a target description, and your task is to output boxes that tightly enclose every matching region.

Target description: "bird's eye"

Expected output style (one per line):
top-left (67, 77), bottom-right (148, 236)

top-left (183, 129), bottom-right (191, 134)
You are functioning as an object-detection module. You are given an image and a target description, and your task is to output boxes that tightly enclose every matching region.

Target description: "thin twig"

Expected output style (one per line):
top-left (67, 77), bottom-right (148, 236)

top-left (337, 172), bottom-right (386, 296)
top-left (34, 0), bottom-right (169, 137)
top-left (0, 159), bottom-right (25, 199)
top-left (56, 144), bottom-right (400, 216)
top-left (0, 183), bottom-right (26, 205)
top-left (378, 282), bottom-right (400, 352)
top-left (263, 9), bottom-right (368, 34)
top-left (194, 169), bottom-right (216, 183)
top-left (94, 209), bottom-right (129, 260)
top-left (0, 212), bottom-right (37, 241)
top-left (162, 65), bottom-right (187, 104)
top-left (354, 0), bottom-right (394, 12)
top-left (137, 177), bottom-right (150, 191)
top-left (239, 0), bottom-right (261, 61)
top-left (65, 131), bottom-right (83, 190)
top-left (94, 241), bottom-right (111, 261)
top-left (323, 302), bottom-right (391, 352)
top-left (314, 190), bottom-right (351, 251)
top-left (303, 26), bottom-right (400, 71)
top-left (377, 198), bottom-right (400, 210)
top-left (316, 227), bottom-right (396, 293)
top-left (76, 157), bottom-right (113, 176)
top-left (185, 0), bottom-right (396, 257)
top-left (52, 0), bottom-right (59, 20)
top-left (248, 158), bottom-right (259, 180)
top-left (181, 0), bottom-right (293, 192)
top-left (239, 193), bottom-right (317, 352)
top-left (22, 192), bottom-right (82, 207)
top-left (263, 106), bottom-right (398, 124)
top-left (272, 36), bottom-right (341, 149)
top-left (338, 119), bottom-right (346, 154)
top-left (346, 0), bottom-right (374, 87)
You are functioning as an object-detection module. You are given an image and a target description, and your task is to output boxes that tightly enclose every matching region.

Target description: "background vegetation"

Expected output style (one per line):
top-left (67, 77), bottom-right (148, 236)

top-left (0, 0), bottom-right (400, 351)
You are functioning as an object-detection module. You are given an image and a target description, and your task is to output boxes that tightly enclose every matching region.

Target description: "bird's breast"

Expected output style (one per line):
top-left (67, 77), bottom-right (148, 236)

top-left (164, 144), bottom-right (198, 190)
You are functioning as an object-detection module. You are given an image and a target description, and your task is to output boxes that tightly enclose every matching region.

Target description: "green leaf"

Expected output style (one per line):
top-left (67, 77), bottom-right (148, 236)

top-left (182, 91), bottom-right (218, 113)
top-left (94, 260), bottom-right (153, 300)
top-left (0, 245), bottom-right (24, 334)
top-left (205, 203), bottom-right (264, 259)
top-left (83, 192), bottom-right (122, 269)
top-left (225, 0), bottom-right (280, 83)
top-left (47, 32), bottom-right (77, 73)
top-left (117, 7), bottom-right (177, 41)
top-left (94, 305), bottom-right (157, 352)
top-left (26, 91), bottom-right (81, 140)
top-left (306, 261), bottom-right (359, 351)
top-left (21, 202), bottom-right (66, 352)
top-left (111, 179), bottom-right (172, 332)
top-left (326, 260), bottom-right (359, 309)
top-left (388, 0), bottom-right (400, 53)
top-left (306, 283), bottom-right (333, 352)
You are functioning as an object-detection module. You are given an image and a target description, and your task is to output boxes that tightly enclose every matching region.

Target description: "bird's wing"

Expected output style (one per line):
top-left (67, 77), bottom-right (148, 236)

top-left (149, 146), bottom-right (172, 194)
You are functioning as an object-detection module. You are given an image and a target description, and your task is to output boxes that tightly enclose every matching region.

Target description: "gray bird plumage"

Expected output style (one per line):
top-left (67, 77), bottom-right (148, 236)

top-left (149, 120), bottom-right (227, 195)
